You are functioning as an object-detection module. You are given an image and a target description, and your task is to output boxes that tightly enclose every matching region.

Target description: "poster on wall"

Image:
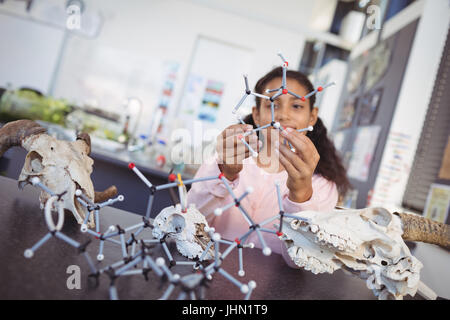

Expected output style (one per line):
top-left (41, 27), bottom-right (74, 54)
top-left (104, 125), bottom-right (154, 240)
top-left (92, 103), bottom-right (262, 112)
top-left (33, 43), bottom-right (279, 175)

top-left (154, 61), bottom-right (180, 137)
top-left (347, 125), bottom-right (381, 182)
top-left (371, 131), bottom-right (412, 207)
top-left (177, 36), bottom-right (253, 146)
top-left (337, 97), bottom-right (358, 130)
top-left (197, 80), bottom-right (225, 123)
top-left (365, 40), bottom-right (393, 91)
top-left (332, 130), bottom-right (346, 153)
top-left (423, 184), bottom-right (450, 224)
top-left (180, 74), bottom-right (206, 116)
top-left (346, 54), bottom-right (367, 93)
top-left (358, 88), bottom-right (383, 125)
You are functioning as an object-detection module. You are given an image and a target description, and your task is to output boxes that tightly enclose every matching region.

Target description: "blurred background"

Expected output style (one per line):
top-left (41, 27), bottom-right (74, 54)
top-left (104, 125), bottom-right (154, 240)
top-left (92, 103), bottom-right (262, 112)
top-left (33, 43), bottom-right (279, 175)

top-left (0, 0), bottom-right (449, 297)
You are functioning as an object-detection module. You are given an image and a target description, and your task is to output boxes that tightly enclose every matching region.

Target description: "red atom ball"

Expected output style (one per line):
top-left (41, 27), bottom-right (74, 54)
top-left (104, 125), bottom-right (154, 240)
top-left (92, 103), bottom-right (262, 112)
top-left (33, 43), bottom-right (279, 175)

top-left (276, 231), bottom-right (283, 237)
top-left (318, 86), bottom-right (323, 92)
top-left (282, 89), bottom-right (288, 94)
top-left (168, 173), bottom-right (176, 182)
top-left (301, 97), bottom-right (306, 101)
top-left (128, 162), bottom-right (135, 169)
top-left (218, 173), bottom-right (224, 179)
top-left (234, 238), bottom-right (241, 245)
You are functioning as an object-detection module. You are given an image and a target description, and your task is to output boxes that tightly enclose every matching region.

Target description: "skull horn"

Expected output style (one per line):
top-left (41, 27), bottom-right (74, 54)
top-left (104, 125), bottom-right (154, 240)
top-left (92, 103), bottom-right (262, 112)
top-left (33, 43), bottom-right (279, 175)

top-left (0, 120), bottom-right (47, 158)
top-left (94, 185), bottom-right (118, 203)
top-left (75, 132), bottom-right (117, 202)
top-left (76, 132), bottom-right (91, 155)
top-left (395, 212), bottom-right (450, 248)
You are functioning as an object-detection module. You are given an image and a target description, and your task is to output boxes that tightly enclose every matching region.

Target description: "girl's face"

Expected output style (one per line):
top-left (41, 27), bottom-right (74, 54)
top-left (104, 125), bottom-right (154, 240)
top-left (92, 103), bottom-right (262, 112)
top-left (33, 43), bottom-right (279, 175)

top-left (252, 77), bottom-right (318, 134)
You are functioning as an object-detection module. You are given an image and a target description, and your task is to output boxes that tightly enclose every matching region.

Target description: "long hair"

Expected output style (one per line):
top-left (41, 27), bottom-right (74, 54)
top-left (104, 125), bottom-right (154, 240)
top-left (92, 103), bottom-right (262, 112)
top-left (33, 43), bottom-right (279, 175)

top-left (242, 67), bottom-right (351, 196)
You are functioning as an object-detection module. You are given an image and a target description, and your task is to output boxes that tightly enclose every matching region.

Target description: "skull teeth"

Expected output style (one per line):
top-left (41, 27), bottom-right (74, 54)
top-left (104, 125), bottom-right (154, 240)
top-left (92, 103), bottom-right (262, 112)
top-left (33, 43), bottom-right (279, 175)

top-left (285, 219), bottom-right (357, 252)
top-left (287, 245), bottom-right (336, 274)
top-left (311, 226), bottom-right (357, 252)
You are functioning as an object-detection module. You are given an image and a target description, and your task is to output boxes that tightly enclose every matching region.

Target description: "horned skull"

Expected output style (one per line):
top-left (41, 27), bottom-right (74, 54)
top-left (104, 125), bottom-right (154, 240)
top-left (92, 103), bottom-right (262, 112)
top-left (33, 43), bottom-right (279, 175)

top-left (279, 207), bottom-right (425, 300)
top-left (0, 120), bottom-right (117, 229)
top-left (152, 203), bottom-right (214, 260)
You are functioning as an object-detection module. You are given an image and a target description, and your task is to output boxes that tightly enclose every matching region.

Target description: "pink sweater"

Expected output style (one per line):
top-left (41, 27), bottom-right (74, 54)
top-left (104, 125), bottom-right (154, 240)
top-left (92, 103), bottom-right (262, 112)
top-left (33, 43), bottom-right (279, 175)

top-left (187, 156), bottom-right (338, 265)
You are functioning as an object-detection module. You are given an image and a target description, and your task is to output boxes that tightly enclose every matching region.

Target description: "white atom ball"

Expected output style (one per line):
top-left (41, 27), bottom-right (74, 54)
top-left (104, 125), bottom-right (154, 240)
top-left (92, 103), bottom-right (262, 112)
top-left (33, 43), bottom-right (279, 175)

top-left (24, 249), bottom-right (33, 258)
top-left (212, 233), bottom-right (221, 242)
top-left (240, 285), bottom-right (249, 294)
top-left (263, 247), bottom-right (272, 256)
top-left (156, 257), bottom-right (165, 267)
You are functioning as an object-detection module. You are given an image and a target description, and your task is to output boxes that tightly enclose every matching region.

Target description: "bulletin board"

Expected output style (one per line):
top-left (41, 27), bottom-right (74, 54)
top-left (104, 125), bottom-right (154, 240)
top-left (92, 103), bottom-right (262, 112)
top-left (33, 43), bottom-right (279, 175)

top-left (331, 19), bottom-right (419, 209)
top-left (177, 36), bottom-right (253, 146)
top-left (423, 184), bottom-right (450, 224)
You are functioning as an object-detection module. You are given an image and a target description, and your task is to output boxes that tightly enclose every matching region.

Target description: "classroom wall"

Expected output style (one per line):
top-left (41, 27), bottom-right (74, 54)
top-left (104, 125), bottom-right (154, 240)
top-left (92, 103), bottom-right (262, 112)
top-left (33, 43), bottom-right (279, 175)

top-left (0, 9), bottom-right (65, 93)
top-left (51, 0), bottom-right (307, 139)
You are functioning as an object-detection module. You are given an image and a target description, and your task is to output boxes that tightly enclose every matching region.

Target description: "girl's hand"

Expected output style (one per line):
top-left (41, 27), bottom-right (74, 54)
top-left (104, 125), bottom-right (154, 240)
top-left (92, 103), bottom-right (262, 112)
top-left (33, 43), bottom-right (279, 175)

top-left (275, 128), bottom-right (320, 203)
top-left (216, 124), bottom-right (260, 181)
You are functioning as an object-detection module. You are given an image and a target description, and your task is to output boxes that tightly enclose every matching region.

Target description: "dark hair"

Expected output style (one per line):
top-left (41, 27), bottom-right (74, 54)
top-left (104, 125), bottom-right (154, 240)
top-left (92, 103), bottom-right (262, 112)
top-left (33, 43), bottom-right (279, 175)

top-left (242, 67), bottom-right (351, 196)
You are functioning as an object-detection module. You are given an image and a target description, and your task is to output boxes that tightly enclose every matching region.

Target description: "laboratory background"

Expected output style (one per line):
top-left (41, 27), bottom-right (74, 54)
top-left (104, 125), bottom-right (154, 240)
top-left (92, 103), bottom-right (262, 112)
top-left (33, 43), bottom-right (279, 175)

top-left (0, 0), bottom-right (449, 301)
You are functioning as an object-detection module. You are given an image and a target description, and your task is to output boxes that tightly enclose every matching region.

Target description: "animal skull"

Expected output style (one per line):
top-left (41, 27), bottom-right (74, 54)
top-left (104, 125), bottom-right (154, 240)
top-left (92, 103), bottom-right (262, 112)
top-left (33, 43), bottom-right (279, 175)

top-left (19, 133), bottom-right (96, 227)
top-left (152, 203), bottom-right (214, 260)
top-left (279, 207), bottom-right (424, 300)
top-left (0, 120), bottom-right (117, 229)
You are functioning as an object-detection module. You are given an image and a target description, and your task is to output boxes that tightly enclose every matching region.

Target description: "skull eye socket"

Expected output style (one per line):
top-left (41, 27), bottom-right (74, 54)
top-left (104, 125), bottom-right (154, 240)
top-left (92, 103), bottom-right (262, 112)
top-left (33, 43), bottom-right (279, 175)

top-left (170, 214), bottom-right (186, 233)
top-left (74, 182), bottom-right (89, 222)
top-left (362, 208), bottom-right (392, 227)
top-left (25, 151), bottom-right (44, 174)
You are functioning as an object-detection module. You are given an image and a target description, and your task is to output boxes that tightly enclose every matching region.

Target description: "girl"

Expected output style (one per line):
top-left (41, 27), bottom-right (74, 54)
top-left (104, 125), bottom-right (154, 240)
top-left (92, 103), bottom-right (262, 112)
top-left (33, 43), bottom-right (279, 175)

top-left (187, 67), bottom-right (349, 263)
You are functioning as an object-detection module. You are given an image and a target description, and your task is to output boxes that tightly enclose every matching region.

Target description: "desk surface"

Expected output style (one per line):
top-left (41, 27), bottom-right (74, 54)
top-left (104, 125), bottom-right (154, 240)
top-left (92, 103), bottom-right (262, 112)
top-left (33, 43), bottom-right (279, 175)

top-left (0, 175), bottom-right (409, 300)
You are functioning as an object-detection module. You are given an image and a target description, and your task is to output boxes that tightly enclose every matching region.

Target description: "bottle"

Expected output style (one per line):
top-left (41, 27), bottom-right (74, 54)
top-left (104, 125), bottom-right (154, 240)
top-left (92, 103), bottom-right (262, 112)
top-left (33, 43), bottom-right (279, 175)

top-left (154, 139), bottom-right (167, 169)
top-left (118, 115), bottom-right (130, 144)
top-left (128, 134), bottom-right (147, 153)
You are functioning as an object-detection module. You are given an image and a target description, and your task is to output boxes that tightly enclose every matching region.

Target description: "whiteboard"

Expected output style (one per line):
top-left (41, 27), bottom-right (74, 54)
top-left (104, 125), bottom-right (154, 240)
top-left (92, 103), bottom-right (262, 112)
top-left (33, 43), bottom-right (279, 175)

top-left (177, 36), bottom-right (254, 146)
top-left (0, 12), bottom-right (65, 94)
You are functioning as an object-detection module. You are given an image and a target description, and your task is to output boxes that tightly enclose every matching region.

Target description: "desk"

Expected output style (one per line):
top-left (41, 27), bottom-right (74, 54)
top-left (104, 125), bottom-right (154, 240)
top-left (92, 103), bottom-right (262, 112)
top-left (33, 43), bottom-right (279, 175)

top-left (0, 175), bottom-right (407, 300)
